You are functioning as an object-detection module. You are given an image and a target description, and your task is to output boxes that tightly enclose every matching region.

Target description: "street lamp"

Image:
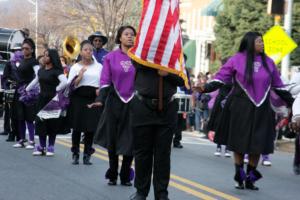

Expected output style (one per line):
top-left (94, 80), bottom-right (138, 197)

top-left (27, 0), bottom-right (38, 55)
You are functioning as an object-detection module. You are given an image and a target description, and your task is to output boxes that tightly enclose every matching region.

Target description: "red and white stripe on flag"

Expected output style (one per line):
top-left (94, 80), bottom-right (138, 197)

top-left (128, 0), bottom-right (189, 88)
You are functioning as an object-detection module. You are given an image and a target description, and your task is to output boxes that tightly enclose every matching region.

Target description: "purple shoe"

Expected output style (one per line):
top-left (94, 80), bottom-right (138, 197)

top-left (46, 146), bottom-right (55, 156)
top-left (33, 145), bottom-right (45, 156)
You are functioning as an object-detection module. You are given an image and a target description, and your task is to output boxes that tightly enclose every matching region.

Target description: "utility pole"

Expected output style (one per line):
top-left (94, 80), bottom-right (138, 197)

top-left (281, 0), bottom-right (293, 79)
top-left (27, 0), bottom-right (38, 55)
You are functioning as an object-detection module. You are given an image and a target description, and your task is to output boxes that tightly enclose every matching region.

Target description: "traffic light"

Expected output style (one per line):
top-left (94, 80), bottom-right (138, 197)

top-left (267, 0), bottom-right (285, 15)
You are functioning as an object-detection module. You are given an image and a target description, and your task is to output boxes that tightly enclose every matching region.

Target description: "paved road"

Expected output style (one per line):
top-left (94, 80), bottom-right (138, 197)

top-left (0, 131), bottom-right (299, 200)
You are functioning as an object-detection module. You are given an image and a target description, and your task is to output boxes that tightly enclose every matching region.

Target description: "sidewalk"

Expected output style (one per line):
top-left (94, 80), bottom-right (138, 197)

top-left (185, 129), bottom-right (296, 153)
top-left (276, 139), bottom-right (295, 153)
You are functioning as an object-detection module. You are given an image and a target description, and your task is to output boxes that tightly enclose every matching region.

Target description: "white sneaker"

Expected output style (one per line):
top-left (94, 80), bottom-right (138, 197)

top-left (32, 146), bottom-right (45, 156)
top-left (262, 160), bottom-right (272, 166)
top-left (214, 148), bottom-right (221, 156)
top-left (224, 151), bottom-right (231, 158)
top-left (46, 151), bottom-right (54, 156)
top-left (25, 141), bottom-right (35, 149)
top-left (244, 155), bottom-right (249, 163)
top-left (33, 150), bottom-right (43, 156)
top-left (13, 143), bottom-right (24, 148)
top-left (46, 146), bottom-right (55, 156)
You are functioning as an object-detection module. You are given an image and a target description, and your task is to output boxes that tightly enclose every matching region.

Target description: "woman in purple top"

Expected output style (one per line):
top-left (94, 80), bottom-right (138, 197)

top-left (93, 26), bottom-right (136, 186)
top-left (194, 32), bottom-right (294, 190)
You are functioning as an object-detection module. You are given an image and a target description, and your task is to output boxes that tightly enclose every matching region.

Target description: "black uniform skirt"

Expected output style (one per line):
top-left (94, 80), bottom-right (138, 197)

top-left (11, 88), bottom-right (36, 121)
top-left (207, 85), bottom-right (231, 132)
top-left (35, 95), bottom-right (64, 136)
top-left (67, 86), bottom-right (101, 132)
top-left (214, 84), bottom-right (276, 154)
top-left (94, 89), bottom-right (133, 156)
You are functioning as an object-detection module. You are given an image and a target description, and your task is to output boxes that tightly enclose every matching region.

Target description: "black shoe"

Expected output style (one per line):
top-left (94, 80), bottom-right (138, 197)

top-left (0, 131), bottom-right (8, 135)
top-left (121, 181), bottom-right (132, 186)
top-left (294, 165), bottom-right (300, 175)
top-left (245, 165), bottom-right (262, 190)
top-left (156, 197), bottom-right (170, 200)
top-left (83, 154), bottom-right (92, 165)
top-left (173, 143), bottom-right (183, 148)
top-left (245, 180), bottom-right (259, 190)
top-left (108, 179), bottom-right (117, 186)
top-left (234, 164), bottom-right (246, 190)
top-left (235, 182), bottom-right (244, 189)
top-left (130, 193), bottom-right (146, 200)
top-left (6, 134), bottom-right (15, 142)
top-left (72, 154), bottom-right (79, 165)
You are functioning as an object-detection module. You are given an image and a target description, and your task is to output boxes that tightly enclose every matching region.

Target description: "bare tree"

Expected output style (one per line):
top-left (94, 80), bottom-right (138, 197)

top-left (43, 0), bottom-right (141, 50)
top-left (1, 0), bottom-right (141, 54)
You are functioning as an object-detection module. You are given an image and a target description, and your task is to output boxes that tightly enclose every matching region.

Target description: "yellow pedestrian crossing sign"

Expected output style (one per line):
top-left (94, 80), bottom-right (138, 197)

top-left (263, 25), bottom-right (298, 64)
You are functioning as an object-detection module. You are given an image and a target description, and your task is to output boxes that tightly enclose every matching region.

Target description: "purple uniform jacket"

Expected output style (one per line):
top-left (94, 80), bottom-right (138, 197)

top-left (100, 48), bottom-right (135, 103)
top-left (213, 52), bottom-right (285, 107)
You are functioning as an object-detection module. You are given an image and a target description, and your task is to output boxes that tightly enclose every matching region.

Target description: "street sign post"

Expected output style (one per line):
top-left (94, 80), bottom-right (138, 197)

top-left (263, 25), bottom-right (297, 64)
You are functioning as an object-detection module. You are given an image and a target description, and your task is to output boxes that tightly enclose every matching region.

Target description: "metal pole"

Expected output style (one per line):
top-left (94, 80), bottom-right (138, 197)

top-left (26, 0), bottom-right (38, 55)
top-left (281, 0), bottom-right (293, 79)
top-left (35, 0), bottom-right (38, 55)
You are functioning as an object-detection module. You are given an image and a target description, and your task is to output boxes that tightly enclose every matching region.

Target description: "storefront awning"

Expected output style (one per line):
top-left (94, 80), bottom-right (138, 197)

top-left (201, 0), bottom-right (223, 16)
top-left (183, 40), bottom-right (196, 69)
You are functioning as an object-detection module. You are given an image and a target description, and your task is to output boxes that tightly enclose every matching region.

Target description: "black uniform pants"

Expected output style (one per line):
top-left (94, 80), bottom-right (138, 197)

top-left (133, 125), bottom-right (173, 199)
top-left (3, 102), bottom-right (11, 133)
top-left (173, 113), bottom-right (185, 145)
top-left (107, 150), bottom-right (133, 182)
top-left (131, 96), bottom-right (177, 199)
top-left (71, 130), bottom-right (94, 155)
top-left (5, 102), bottom-right (19, 139)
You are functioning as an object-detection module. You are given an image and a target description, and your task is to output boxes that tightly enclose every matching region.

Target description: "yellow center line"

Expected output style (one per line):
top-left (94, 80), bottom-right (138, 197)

top-left (57, 139), bottom-right (240, 200)
top-left (169, 181), bottom-right (216, 200)
top-left (170, 175), bottom-right (240, 200)
top-left (56, 140), bottom-right (216, 199)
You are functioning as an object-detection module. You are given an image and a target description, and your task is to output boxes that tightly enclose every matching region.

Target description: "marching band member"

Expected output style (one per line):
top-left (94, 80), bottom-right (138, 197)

top-left (130, 61), bottom-right (184, 200)
top-left (128, 2), bottom-right (187, 198)
top-left (26, 49), bottom-right (67, 156)
top-left (67, 40), bottom-right (102, 165)
top-left (92, 25), bottom-right (136, 186)
top-left (12, 38), bottom-right (39, 149)
top-left (88, 31), bottom-right (109, 64)
top-left (194, 32), bottom-right (294, 190)
top-left (173, 64), bottom-right (192, 149)
top-left (3, 50), bottom-right (23, 142)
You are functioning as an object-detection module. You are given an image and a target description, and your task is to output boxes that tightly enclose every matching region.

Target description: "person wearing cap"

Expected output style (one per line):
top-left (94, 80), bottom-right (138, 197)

top-left (21, 28), bottom-right (30, 38)
top-left (88, 31), bottom-right (109, 64)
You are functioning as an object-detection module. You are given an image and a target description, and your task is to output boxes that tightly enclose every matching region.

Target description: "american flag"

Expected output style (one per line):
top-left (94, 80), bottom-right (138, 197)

top-left (128, 0), bottom-right (189, 88)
